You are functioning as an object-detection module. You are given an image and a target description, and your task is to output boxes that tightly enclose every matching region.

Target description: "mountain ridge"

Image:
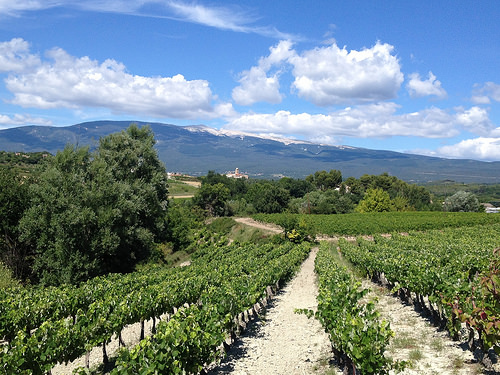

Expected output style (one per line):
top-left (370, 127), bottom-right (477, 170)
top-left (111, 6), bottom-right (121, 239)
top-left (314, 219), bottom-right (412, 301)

top-left (1, 120), bottom-right (499, 183)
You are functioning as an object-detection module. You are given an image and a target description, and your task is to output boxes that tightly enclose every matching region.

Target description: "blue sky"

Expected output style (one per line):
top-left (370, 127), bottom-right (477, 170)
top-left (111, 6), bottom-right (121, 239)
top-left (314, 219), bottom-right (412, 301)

top-left (1, 1), bottom-right (500, 161)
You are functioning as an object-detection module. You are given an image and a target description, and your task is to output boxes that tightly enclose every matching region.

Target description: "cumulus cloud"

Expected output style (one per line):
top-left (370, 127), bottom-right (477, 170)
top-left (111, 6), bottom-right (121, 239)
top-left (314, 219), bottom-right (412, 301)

top-left (454, 106), bottom-right (493, 135)
top-left (435, 137), bottom-right (500, 161)
top-left (406, 71), bottom-right (447, 99)
top-left (232, 40), bottom-right (295, 106)
top-left (1, 39), bottom-right (233, 119)
top-left (0, 113), bottom-right (52, 128)
top-left (223, 103), bottom-right (466, 141)
top-left (0, 38), bottom-right (40, 73)
top-left (289, 42), bottom-right (404, 106)
top-left (471, 82), bottom-right (500, 104)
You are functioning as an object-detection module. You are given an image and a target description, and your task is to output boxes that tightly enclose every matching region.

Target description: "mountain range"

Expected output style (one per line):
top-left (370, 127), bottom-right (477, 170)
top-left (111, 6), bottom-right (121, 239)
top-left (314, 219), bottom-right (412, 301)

top-left (1, 120), bottom-right (499, 183)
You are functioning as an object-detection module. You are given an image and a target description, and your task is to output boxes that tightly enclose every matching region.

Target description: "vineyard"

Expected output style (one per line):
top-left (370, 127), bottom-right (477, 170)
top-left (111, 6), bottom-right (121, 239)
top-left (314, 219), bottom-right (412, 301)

top-left (0, 237), bottom-right (310, 374)
top-left (337, 224), bottom-right (500, 368)
top-left (2, 212), bottom-right (500, 374)
top-left (253, 211), bottom-right (500, 236)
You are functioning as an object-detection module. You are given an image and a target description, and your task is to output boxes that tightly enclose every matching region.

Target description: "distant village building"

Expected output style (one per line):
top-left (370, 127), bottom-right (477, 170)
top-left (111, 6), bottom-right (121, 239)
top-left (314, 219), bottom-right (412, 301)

top-left (226, 168), bottom-right (248, 179)
top-left (483, 203), bottom-right (500, 213)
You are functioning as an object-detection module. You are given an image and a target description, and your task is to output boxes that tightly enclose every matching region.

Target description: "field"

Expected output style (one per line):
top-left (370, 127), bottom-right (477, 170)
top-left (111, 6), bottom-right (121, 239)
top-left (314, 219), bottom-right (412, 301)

top-left (2, 212), bottom-right (500, 374)
top-left (253, 211), bottom-right (500, 235)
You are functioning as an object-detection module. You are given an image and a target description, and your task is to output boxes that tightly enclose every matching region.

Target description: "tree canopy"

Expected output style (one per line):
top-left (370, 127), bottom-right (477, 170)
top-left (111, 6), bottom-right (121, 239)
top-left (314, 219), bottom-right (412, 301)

top-left (18, 125), bottom-right (169, 285)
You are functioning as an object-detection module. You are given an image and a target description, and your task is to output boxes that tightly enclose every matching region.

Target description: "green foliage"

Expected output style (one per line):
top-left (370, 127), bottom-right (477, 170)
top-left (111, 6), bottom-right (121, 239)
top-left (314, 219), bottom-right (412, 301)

top-left (356, 173), bottom-right (432, 210)
top-left (356, 188), bottom-right (393, 213)
top-left (207, 217), bottom-right (237, 235)
top-left (453, 248), bottom-right (500, 355)
top-left (202, 170), bottom-right (247, 198)
top-left (246, 182), bottom-right (290, 214)
top-left (254, 211), bottom-right (500, 236)
top-left (338, 224), bottom-right (500, 349)
top-left (0, 168), bottom-right (31, 280)
top-left (278, 176), bottom-right (314, 198)
top-left (306, 169), bottom-right (342, 191)
top-left (164, 202), bottom-right (202, 253)
top-left (424, 180), bottom-right (500, 205)
top-left (0, 261), bottom-right (19, 289)
top-left (308, 242), bottom-right (404, 374)
top-left (0, 239), bottom-right (311, 373)
top-left (18, 124), bottom-right (169, 285)
top-left (192, 182), bottom-right (231, 217)
top-left (444, 190), bottom-right (481, 212)
top-left (289, 190), bottom-right (354, 214)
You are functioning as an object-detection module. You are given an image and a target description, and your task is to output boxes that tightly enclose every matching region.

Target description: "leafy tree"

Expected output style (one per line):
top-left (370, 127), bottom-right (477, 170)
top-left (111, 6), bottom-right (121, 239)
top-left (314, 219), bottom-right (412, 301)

top-left (391, 196), bottom-right (414, 212)
top-left (202, 170), bottom-right (247, 199)
top-left (306, 169), bottom-right (342, 191)
top-left (19, 125), bottom-right (170, 285)
top-left (192, 183), bottom-right (231, 217)
top-left (356, 188), bottom-right (392, 213)
top-left (164, 202), bottom-right (203, 252)
top-left (443, 191), bottom-right (481, 212)
top-left (96, 124), bottom-right (169, 241)
top-left (278, 177), bottom-right (314, 198)
top-left (246, 183), bottom-right (290, 214)
top-left (0, 168), bottom-right (31, 279)
top-left (343, 177), bottom-right (365, 204)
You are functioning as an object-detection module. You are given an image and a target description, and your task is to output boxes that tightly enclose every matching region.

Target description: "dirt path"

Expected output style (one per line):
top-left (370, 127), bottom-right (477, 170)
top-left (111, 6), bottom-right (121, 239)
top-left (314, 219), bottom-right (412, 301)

top-left (208, 246), bottom-right (337, 375)
top-left (364, 281), bottom-right (482, 375)
top-left (232, 218), bottom-right (495, 374)
top-left (233, 217), bottom-right (283, 234)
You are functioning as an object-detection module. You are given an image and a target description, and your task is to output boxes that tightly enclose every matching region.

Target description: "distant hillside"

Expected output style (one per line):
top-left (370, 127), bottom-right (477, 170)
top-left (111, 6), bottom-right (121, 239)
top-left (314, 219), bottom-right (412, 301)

top-left (1, 120), bottom-right (500, 183)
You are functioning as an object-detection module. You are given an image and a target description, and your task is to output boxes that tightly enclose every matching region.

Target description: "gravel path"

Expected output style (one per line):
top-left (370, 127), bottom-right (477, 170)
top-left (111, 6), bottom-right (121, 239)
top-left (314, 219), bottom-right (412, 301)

top-left (208, 246), bottom-right (338, 375)
top-left (364, 281), bottom-right (482, 375)
top-left (53, 218), bottom-right (496, 374)
top-left (233, 217), bottom-right (283, 234)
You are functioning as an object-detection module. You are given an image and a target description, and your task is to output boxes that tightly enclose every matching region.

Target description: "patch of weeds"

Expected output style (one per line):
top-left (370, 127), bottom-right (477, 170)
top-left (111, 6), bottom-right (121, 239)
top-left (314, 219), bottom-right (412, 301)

top-left (430, 338), bottom-right (444, 352)
top-left (0, 262), bottom-right (19, 289)
top-left (408, 349), bottom-right (423, 362)
top-left (451, 355), bottom-right (464, 370)
top-left (391, 333), bottom-right (417, 350)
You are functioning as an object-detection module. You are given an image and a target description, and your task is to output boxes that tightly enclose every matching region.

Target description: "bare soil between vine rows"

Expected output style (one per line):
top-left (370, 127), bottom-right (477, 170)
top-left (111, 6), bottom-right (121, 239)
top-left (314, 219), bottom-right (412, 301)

top-left (53, 218), bottom-right (498, 374)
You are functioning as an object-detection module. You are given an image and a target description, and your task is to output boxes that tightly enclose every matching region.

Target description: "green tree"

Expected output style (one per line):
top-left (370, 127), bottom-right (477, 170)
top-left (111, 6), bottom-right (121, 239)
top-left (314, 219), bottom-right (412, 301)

top-left (306, 170), bottom-right (342, 191)
top-left (193, 183), bottom-right (231, 217)
top-left (278, 177), bottom-right (314, 198)
top-left (19, 125), bottom-right (170, 285)
top-left (0, 168), bottom-right (31, 279)
top-left (246, 183), bottom-right (290, 214)
top-left (443, 191), bottom-right (481, 212)
top-left (356, 188), bottom-right (392, 213)
top-left (96, 124), bottom-right (169, 241)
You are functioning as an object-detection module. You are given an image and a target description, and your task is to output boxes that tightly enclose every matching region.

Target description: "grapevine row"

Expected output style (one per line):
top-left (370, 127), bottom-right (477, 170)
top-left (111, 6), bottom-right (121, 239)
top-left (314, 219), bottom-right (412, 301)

top-left (0, 240), bottom-right (310, 374)
top-left (338, 224), bottom-right (500, 358)
top-left (109, 242), bottom-right (311, 374)
top-left (254, 211), bottom-right (500, 236)
top-left (309, 242), bottom-right (403, 375)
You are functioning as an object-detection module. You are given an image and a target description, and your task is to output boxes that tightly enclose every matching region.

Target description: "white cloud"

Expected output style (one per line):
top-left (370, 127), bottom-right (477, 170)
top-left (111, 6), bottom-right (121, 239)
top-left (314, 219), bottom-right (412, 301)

top-left (454, 106), bottom-right (493, 135)
top-left (224, 103), bottom-right (464, 141)
top-left (435, 137), bottom-right (500, 161)
top-left (289, 42), bottom-right (403, 106)
top-left (0, 38), bottom-right (40, 73)
top-left (232, 40), bottom-right (295, 106)
top-left (2, 40), bottom-right (233, 120)
top-left (406, 71), bottom-right (447, 99)
top-left (471, 82), bottom-right (500, 104)
top-left (0, 0), bottom-right (61, 16)
top-left (0, 113), bottom-right (52, 128)
top-left (0, 1), bottom-right (295, 39)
